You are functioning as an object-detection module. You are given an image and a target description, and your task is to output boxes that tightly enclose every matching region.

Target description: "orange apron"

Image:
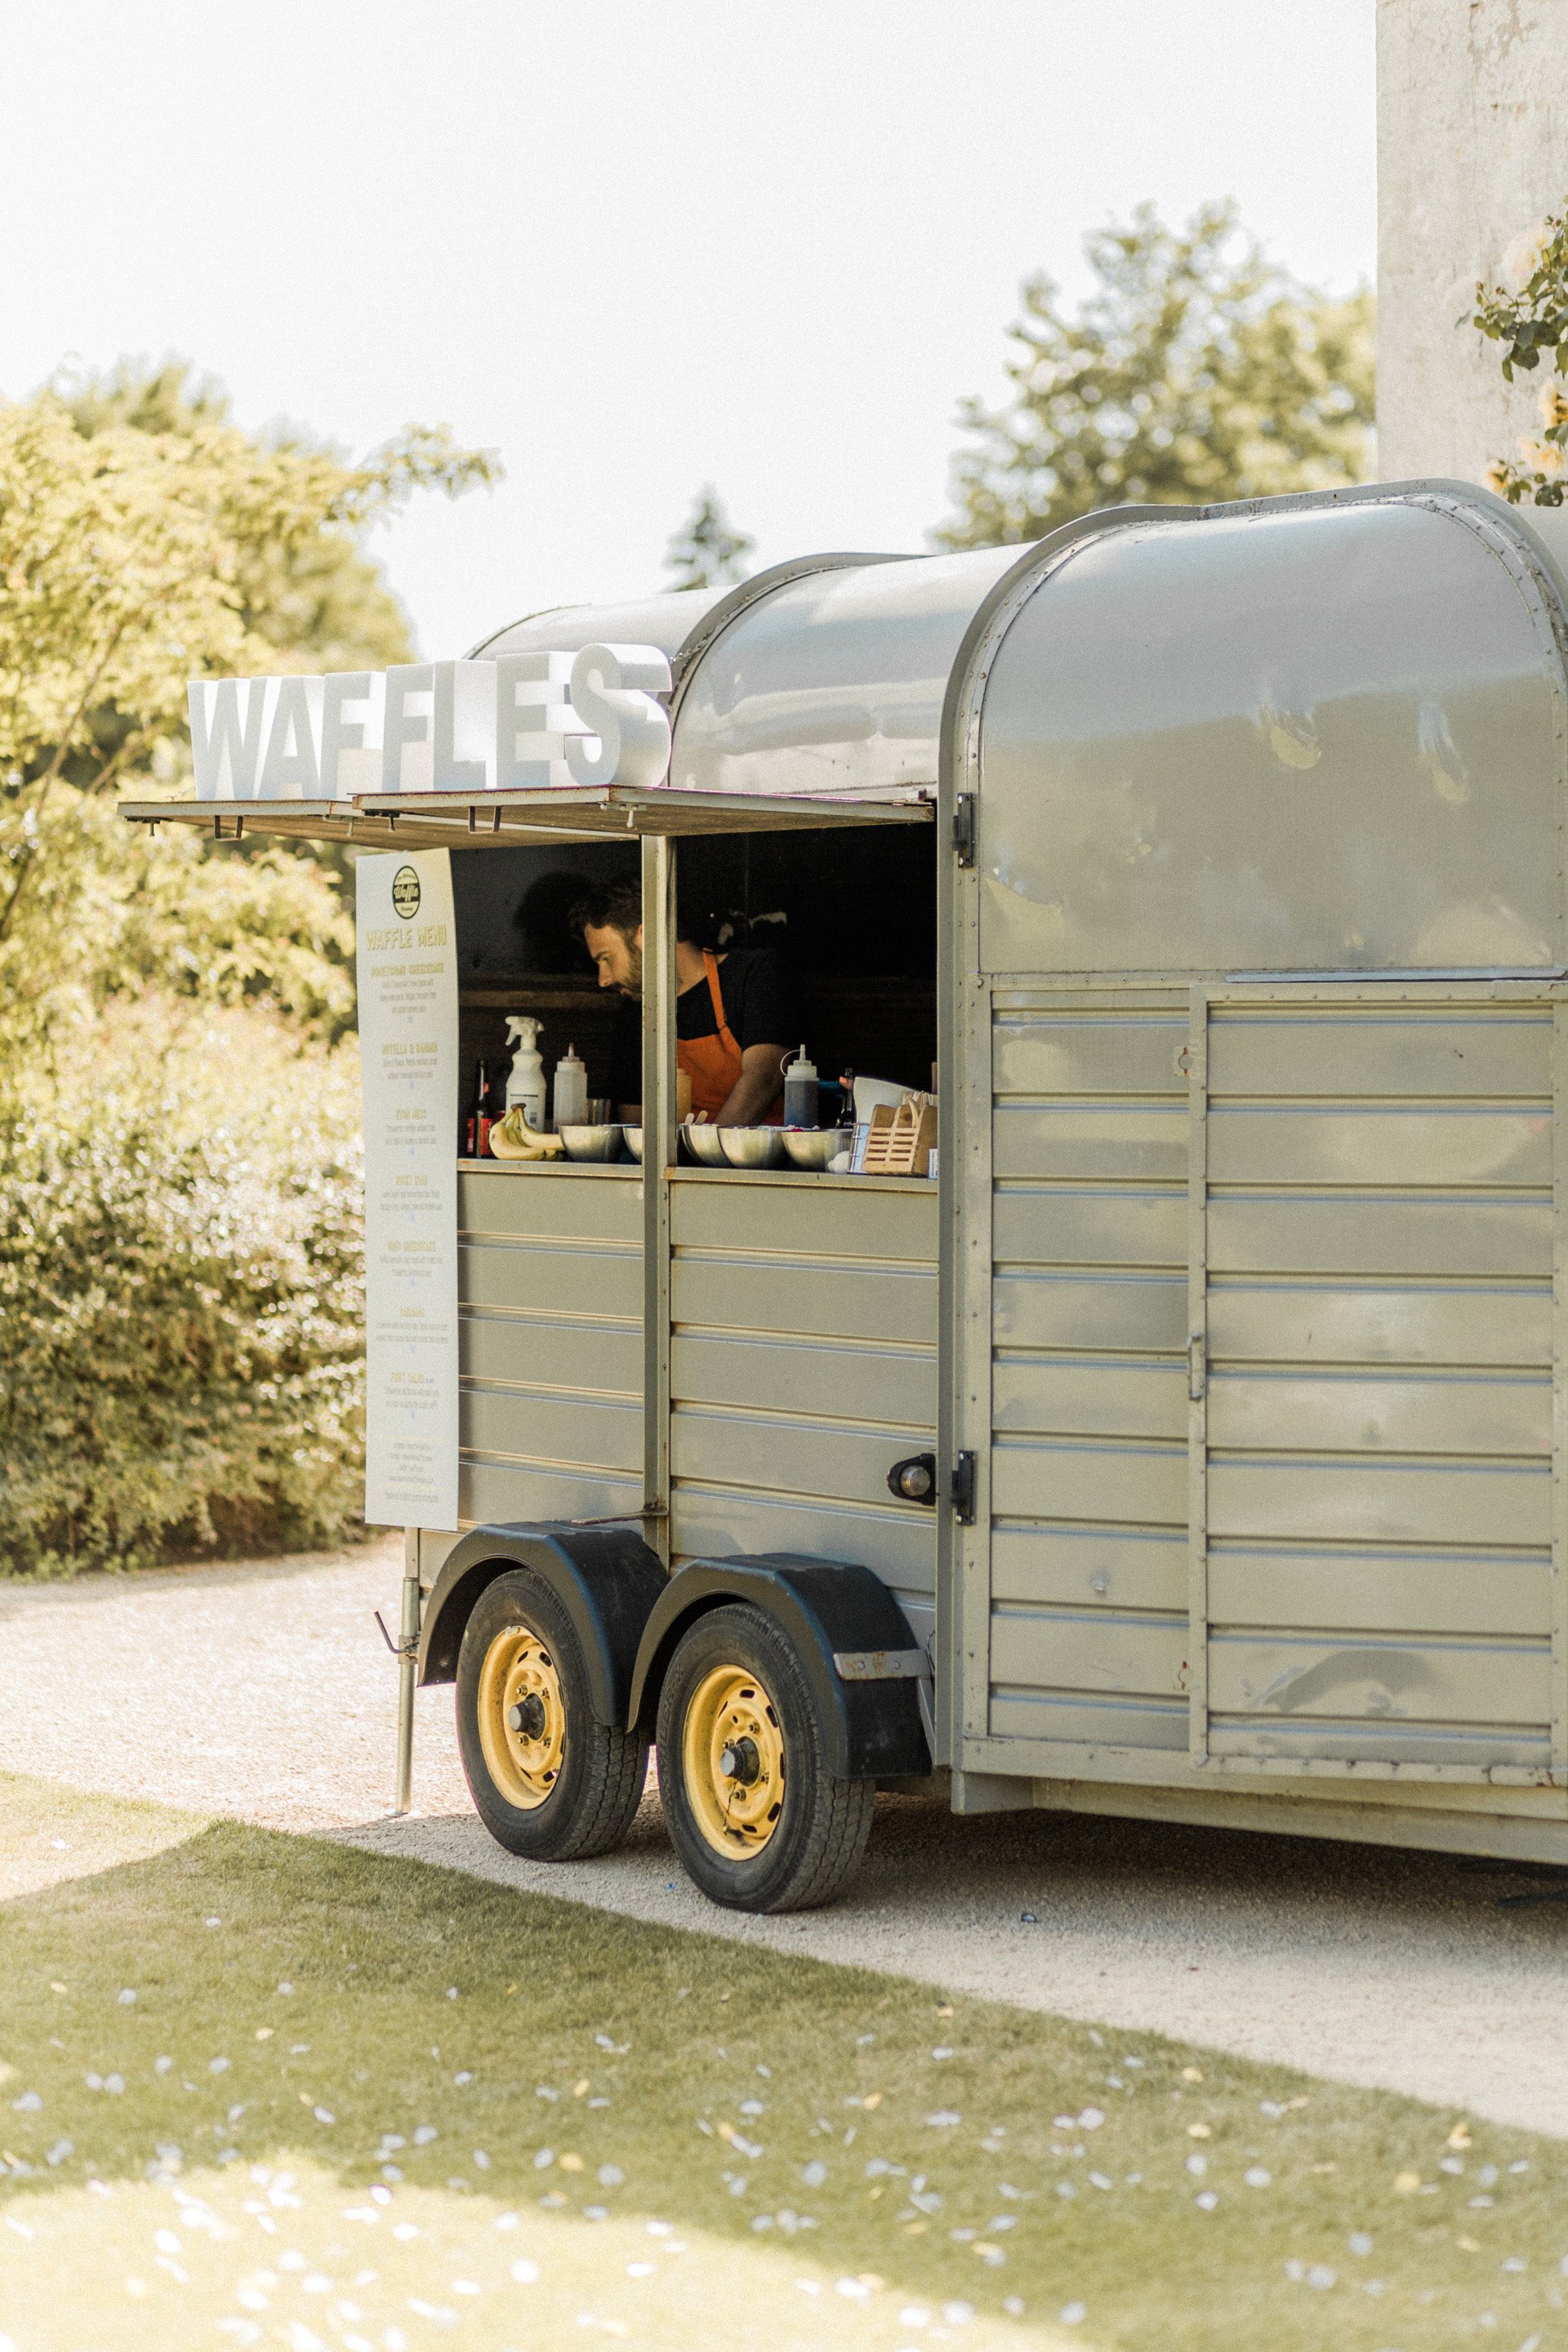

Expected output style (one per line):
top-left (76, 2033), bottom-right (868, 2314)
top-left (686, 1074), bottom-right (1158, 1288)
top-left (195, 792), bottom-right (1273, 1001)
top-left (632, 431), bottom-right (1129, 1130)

top-left (677, 951), bottom-right (746, 1119)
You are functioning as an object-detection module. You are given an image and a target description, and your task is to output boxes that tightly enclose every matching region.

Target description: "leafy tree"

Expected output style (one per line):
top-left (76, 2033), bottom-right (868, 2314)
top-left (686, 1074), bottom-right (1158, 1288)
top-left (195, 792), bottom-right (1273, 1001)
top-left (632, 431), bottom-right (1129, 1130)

top-left (0, 368), bottom-right (497, 1569)
top-left (1472, 213), bottom-right (1568, 504)
top-left (665, 486), bottom-right (754, 590)
top-left (938, 200), bottom-right (1375, 548)
top-left (0, 373), bottom-right (498, 1052)
top-left (64, 361), bottom-right (421, 675)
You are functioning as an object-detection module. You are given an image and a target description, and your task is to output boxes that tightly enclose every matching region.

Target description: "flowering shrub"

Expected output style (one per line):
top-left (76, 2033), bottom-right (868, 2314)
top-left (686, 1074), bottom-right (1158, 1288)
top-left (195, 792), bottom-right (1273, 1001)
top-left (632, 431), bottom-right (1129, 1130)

top-left (0, 1009), bottom-right (364, 1575)
top-left (1473, 210), bottom-right (1568, 503)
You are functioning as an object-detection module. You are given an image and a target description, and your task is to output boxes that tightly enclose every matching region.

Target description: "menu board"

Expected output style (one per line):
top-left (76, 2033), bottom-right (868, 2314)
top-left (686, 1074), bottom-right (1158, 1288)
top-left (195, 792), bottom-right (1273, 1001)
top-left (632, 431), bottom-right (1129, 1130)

top-left (356, 849), bottom-right (460, 1530)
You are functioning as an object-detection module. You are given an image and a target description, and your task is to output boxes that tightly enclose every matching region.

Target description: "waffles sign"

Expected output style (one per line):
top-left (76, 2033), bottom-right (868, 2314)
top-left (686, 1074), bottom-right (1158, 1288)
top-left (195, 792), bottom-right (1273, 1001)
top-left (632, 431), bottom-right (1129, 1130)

top-left (187, 644), bottom-right (673, 801)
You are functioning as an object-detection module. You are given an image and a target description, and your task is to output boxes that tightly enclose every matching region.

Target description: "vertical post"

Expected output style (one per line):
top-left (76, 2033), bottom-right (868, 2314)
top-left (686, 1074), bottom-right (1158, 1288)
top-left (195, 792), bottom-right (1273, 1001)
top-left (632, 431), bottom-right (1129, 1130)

top-left (641, 833), bottom-right (676, 1569)
top-left (1552, 993), bottom-right (1566, 1781)
top-left (1186, 987), bottom-right (1210, 1767)
top-left (395, 1528), bottom-right (421, 1815)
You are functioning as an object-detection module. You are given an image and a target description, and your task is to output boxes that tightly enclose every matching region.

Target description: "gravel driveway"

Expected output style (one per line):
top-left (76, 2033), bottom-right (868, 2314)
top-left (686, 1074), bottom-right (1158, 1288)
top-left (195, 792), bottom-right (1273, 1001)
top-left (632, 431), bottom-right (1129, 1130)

top-left (4, 1541), bottom-right (1568, 2139)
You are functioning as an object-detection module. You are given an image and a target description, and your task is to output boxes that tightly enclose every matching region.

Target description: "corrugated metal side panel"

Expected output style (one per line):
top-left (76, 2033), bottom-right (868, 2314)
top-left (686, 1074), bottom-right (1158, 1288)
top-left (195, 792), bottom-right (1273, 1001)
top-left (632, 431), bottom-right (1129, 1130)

top-left (1205, 1003), bottom-right (1553, 1768)
top-left (987, 1005), bottom-right (1190, 1747)
top-left (669, 1175), bottom-right (938, 1635)
top-left (457, 1169), bottom-right (642, 1525)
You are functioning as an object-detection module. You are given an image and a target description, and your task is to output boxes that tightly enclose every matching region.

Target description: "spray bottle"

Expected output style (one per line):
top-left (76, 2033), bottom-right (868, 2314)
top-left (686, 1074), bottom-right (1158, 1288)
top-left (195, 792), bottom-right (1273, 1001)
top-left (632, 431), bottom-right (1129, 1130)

top-left (504, 1016), bottom-right (546, 1128)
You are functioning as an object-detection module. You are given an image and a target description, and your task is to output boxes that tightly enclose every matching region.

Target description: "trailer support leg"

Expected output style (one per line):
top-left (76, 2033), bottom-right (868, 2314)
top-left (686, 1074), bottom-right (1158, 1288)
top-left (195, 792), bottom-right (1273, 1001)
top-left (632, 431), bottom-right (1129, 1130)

top-left (394, 1534), bottom-right (422, 1816)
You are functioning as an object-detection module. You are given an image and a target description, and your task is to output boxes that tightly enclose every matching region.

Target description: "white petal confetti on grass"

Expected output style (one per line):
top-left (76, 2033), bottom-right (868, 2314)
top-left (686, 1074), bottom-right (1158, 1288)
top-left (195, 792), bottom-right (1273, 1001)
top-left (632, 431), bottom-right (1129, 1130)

top-left (1306, 2265), bottom-right (1336, 2290)
top-left (1245, 2168), bottom-right (1272, 2189)
top-left (1053, 2116), bottom-right (1075, 2132)
top-left (118, 1989), bottom-right (136, 2007)
top-left (930, 2048), bottom-right (954, 2061)
top-left (413, 2127), bottom-right (437, 2146)
top-left (534, 2150), bottom-right (555, 2171)
top-left (510, 2258), bottom-right (541, 2284)
top-left (155, 2058), bottom-right (173, 2076)
top-left (1348, 2232), bottom-right (1374, 2256)
top-left (12, 2092), bottom-right (41, 2113)
top-left (312, 2109), bottom-right (335, 2127)
top-left (924, 2113), bottom-right (962, 2129)
top-left (210, 2058), bottom-right (231, 2075)
top-left (1059, 2304), bottom-right (1087, 2327)
top-left (1194, 2191), bottom-right (1218, 2212)
top-left (1186, 2155), bottom-right (1208, 2178)
top-left (1077, 2108), bottom-right (1105, 2131)
top-left (598, 2165), bottom-right (624, 2188)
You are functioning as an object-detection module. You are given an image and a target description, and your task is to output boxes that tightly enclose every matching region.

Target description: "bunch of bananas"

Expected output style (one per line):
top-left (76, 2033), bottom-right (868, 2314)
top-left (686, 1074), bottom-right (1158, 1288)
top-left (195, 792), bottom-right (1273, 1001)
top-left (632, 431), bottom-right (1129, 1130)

top-left (487, 1107), bottom-right (564, 1160)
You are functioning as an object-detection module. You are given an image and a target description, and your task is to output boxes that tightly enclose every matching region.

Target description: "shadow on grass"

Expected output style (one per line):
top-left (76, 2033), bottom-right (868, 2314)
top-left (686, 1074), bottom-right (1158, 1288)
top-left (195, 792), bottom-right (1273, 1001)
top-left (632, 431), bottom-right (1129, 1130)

top-left (2, 1784), bottom-right (1567, 2350)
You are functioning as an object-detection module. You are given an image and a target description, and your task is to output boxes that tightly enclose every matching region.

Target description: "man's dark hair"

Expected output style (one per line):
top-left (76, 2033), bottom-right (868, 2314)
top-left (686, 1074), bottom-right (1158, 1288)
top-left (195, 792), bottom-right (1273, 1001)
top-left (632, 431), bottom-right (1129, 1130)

top-left (569, 878), bottom-right (643, 945)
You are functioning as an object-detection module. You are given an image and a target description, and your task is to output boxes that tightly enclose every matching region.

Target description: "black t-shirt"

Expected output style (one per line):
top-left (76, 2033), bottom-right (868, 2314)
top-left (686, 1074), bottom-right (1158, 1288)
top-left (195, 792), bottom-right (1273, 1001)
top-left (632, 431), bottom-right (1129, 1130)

top-left (608, 947), bottom-right (795, 1105)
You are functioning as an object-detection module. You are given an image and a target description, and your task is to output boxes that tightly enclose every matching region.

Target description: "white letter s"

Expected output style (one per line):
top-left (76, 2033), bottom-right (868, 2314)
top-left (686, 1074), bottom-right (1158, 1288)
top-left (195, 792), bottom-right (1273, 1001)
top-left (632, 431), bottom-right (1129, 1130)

top-left (564, 644), bottom-right (672, 790)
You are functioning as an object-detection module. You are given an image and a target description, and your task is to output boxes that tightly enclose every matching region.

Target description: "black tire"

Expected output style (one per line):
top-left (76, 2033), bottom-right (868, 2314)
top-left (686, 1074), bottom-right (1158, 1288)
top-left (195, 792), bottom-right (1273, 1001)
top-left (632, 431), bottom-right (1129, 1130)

top-left (456, 1568), bottom-right (648, 1861)
top-left (656, 1602), bottom-right (875, 1913)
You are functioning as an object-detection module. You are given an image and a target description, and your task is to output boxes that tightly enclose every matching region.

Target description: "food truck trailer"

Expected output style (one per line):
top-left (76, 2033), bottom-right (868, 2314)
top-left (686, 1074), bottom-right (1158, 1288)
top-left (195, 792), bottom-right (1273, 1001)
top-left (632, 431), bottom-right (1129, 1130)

top-left (133, 478), bottom-right (1568, 1912)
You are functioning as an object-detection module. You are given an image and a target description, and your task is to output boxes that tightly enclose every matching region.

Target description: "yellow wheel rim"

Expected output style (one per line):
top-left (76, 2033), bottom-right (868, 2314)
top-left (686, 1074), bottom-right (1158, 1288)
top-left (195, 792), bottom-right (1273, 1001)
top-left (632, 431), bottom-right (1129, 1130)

top-left (682, 1663), bottom-right (786, 1857)
top-left (476, 1624), bottom-right (566, 1811)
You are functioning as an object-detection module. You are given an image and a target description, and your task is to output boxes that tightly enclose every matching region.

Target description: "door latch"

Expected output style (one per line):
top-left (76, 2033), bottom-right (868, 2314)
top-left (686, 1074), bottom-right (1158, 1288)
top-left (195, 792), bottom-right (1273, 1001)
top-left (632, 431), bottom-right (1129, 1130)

top-left (1187, 1334), bottom-right (1207, 1403)
top-left (950, 1450), bottom-right (978, 1525)
top-left (952, 795), bottom-right (977, 868)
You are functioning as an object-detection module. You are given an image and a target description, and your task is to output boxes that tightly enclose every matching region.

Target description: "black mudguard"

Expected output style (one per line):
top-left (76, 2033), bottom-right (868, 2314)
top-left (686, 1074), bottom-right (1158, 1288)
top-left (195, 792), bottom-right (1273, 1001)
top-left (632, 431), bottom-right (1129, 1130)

top-left (626, 1553), bottom-right (930, 1780)
top-left (416, 1524), bottom-right (666, 1730)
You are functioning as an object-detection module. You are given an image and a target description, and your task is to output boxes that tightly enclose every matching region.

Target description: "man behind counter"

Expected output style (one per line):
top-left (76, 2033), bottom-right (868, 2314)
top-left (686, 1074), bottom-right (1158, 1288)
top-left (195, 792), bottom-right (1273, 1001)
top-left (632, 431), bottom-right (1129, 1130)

top-left (572, 879), bottom-right (794, 1125)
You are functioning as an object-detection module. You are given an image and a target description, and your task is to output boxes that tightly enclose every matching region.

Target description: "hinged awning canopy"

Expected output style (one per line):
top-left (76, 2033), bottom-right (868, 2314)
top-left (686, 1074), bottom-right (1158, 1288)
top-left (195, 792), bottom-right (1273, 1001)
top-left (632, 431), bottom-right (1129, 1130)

top-left (121, 783), bottom-right (935, 849)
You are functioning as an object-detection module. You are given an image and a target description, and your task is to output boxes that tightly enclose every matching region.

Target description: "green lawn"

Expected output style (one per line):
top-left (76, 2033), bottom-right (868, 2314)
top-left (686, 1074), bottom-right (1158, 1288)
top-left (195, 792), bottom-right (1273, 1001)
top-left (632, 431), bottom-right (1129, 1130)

top-left (1, 1772), bottom-right (1564, 2351)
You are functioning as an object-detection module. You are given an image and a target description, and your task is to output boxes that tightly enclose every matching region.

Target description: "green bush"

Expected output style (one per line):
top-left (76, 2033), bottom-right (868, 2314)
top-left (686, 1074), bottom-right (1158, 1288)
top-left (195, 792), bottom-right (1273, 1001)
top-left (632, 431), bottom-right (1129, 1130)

top-left (0, 1005), bottom-right (364, 1575)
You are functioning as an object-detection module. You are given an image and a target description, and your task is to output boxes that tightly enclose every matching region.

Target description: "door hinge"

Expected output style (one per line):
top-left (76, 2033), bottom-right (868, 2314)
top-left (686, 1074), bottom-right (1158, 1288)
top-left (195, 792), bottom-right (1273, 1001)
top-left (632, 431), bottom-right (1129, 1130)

top-left (952, 794), bottom-right (977, 868)
top-left (1187, 1334), bottom-right (1207, 1403)
top-left (951, 1450), bottom-right (978, 1525)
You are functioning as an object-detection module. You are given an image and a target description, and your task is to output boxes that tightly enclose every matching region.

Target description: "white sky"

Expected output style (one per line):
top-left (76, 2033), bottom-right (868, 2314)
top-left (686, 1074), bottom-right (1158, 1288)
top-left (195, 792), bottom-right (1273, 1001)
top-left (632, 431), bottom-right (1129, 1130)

top-left (3, 0), bottom-right (1376, 658)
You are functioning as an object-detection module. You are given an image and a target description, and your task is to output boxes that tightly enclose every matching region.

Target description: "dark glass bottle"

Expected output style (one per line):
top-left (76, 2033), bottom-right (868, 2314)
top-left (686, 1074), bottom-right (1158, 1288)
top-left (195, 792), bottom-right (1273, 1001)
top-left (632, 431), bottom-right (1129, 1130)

top-left (463, 1058), bottom-right (490, 1158)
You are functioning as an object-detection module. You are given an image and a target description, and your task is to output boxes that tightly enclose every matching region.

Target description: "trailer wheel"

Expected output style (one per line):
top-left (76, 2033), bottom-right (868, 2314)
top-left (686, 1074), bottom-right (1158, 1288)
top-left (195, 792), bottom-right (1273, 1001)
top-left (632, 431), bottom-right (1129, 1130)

top-left (657, 1603), bottom-right (874, 1913)
top-left (456, 1569), bottom-right (648, 1861)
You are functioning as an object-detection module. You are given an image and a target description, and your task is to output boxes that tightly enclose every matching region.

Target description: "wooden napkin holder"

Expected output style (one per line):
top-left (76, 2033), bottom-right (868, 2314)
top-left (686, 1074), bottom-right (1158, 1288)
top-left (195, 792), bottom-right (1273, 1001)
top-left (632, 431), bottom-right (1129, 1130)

top-left (862, 1096), bottom-right (938, 1176)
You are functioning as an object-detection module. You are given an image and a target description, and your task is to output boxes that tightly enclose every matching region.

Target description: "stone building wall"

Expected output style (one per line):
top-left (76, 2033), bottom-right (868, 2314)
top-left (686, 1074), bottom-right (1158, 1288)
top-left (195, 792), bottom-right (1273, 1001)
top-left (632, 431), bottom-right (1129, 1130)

top-left (1378, 0), bottom-right (1568, 483)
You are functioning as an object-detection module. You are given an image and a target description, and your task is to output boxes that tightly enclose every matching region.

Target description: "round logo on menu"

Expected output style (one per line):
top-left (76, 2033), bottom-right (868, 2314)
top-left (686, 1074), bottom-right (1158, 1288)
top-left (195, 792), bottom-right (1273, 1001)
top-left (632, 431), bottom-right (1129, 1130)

top-left (390, 865), bottom-right (421, 920)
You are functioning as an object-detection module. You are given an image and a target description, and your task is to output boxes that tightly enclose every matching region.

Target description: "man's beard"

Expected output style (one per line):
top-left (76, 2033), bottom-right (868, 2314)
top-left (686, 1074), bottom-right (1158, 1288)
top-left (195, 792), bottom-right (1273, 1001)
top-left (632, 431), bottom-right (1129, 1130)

top-left (617, 943), bottom-right (644, 998)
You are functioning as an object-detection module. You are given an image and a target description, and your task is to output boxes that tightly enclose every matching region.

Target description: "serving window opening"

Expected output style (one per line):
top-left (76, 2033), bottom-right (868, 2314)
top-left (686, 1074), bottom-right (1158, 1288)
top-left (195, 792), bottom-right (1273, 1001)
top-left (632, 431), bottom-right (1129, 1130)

top-left (450, 821), bottom-right (937, 1165)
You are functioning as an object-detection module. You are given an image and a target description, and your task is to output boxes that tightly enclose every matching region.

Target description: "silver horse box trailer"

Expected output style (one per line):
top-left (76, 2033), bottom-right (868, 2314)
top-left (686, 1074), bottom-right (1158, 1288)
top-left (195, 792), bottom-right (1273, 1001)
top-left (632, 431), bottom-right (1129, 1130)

top-left (132, 479), bottom-right (1568, 1910)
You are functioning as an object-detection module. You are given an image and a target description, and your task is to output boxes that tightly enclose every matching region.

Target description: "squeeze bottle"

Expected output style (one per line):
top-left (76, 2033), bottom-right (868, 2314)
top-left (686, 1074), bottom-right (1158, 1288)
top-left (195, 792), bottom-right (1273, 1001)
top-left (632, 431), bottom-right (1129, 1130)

top-left (503, 1016), bottom-right (546, 1127)
top-left (782, 1043), bottom-right (819, 1129)
top-left (553, 1042), bottom-right (588, 1129)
